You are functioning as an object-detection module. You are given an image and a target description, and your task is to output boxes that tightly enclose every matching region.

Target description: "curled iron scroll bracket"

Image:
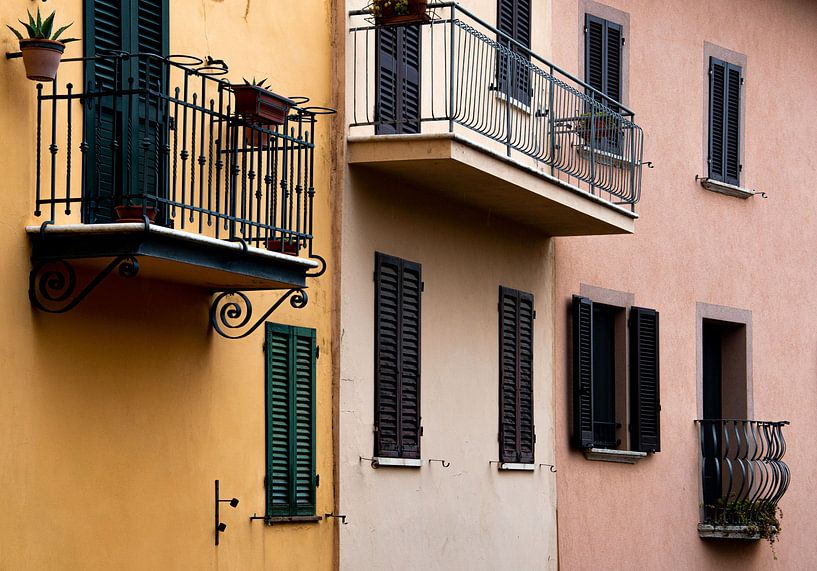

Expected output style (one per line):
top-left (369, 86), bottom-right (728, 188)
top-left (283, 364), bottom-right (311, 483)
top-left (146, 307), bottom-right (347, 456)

top-left (29, 255), bottom-right (140, 314)
top-left (210, 288), bottom-right (308, 339)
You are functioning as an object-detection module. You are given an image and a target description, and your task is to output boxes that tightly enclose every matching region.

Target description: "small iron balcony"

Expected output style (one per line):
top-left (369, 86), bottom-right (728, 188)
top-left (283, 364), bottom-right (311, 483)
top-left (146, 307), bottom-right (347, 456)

top-left (27, 52), bottom-right (332, 296)
top-left (348, 3), bottom-right (645, 236)
top-left (695, 419), bottom-right (790, 540)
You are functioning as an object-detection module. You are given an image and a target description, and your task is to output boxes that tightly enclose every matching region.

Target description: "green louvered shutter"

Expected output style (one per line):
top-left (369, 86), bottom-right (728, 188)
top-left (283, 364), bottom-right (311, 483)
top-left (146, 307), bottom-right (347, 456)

top-left (266, 323), bottom-right (316, 517)
top-left (629, 307), bottom-right (660, 453)
top-left (708, 57), bottom-right (742, 186)
top-left (374, 253), bottom-right (422, 459)
top-left (83, 0), bottom-right (167, 222)
top-left (375, 25), bottom-right (421, 135)
top-left (499, 287), bottom-right (535, 464)
top-left (572, 295), bottom-right (595, 448)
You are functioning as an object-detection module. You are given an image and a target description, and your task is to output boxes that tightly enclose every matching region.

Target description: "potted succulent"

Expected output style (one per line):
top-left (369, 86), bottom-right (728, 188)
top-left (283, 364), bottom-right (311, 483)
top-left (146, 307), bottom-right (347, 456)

top-left (265, 237), bottom-right (300, 255)
top-left (232, 77), bottom-right (295, 127)
top-left (7, 8), bottom-right (79, 81)
top-left (575, 111), bottom-right (618, 144)
top-left (371, 0), bottom-right (430, 26)
top-left (114, 204), bottom-right (159, 223)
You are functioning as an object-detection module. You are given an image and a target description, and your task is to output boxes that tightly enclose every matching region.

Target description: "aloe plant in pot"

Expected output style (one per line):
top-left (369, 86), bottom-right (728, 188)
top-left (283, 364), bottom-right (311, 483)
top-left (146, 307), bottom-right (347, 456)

top-left (7, 8), bottom-right (79, 82)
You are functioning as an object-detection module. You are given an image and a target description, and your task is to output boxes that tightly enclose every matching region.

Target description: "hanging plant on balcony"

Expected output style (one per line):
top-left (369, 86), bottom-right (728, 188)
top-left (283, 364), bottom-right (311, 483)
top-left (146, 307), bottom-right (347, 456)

top-left (231, 77), bottom-right (295, 128)
top-left (7, 8), bottom-right (79, 82)
top-left (371, 0), bottom-right (430, 26)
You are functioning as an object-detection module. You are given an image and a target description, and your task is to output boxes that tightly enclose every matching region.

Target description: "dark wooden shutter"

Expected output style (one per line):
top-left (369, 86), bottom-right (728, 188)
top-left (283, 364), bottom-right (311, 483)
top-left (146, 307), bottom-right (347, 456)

top-left (499, 287), bottom-right (535, 464)
top-left (708, 57), bottom-right (741, 185)
top-left (497, 0), bottom-right (531, 104)
top-left (584, 14), bottom-right (622, 110)
top-left (374, 253), bottom-right (422, 459)
top-left (266, 323), bottom-right (316, 517)
top-left (629, 307), bottom-right (660, 453)
top-left (572, 296), bottom-right (595, 448)
top-left (375, 26), bottom-right (421, 135)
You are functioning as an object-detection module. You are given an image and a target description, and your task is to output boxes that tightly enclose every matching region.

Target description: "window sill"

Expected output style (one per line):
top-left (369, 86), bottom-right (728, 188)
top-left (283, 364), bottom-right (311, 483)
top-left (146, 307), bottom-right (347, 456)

top-left (264, 515), bottom-right (322, 526)
top-left (583, 448), bottom-right (647, 464)
top-left (697, 177), bottom-right (755, 199)
top-left (492, 89), bottom-right (533, 115)
top-left (497, 462), bottom-right (536, 471)
top-left (698, 523), bottom-right (767, 541)
top-left (372, 457), bottom-right (423, 468)
top-left (577, 144), bottom-right (628, 169)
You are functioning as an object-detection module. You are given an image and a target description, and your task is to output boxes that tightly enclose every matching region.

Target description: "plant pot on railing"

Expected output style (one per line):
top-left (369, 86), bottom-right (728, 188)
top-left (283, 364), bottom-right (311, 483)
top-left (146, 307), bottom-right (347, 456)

top-left (7, 8), bottom-right (80, 81)
top-left (232, 80), bottom-right (295, 127)
top-left (243, 125), bottom-right (272, 149)
top-left (372, 0), bottom-right (430, 26)
top-left (575, 113), bottom-right (618, 143)
top-left (265, 238), bottom-right (300, 256)
top-left (114, 205), bottom-right (159, 223)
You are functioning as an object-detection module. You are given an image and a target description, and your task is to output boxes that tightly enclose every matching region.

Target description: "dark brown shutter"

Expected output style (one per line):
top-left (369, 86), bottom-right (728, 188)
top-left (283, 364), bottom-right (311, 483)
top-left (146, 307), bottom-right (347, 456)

top-left (584, 14), bottom-right (622, 111)
top-left (630, 306), bottom-right (660, 453)
top-left (572, 295), bottom-right (595, 448)
top-left (497, 0), bottom-right (531, 104)
top-left (374, 253), bottom-right (422, 459)
top-left (498, 287), bottom-right (535, 463)
top-left (709, 58), bottom-right (741, 185)
top-left (375, 26), bottom-right (421, 135)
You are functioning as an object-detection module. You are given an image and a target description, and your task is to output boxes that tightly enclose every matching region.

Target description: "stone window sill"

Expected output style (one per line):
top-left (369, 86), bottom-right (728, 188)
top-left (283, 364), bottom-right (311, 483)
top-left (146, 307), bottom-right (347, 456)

top-left (698, 523), bottom-right (767, 540)
top-left (372, 457), bottom-right (423, 468)
top-left (497, 462), bottom-right (536, 471)
top-left (577, 144), bottom-right (628, 169)
top-left (697, 177), bottom-right (755, 199)
top-left (264, 515), bottom-right (322, 526)
top-left (583, 448), bottom-right (647, 464)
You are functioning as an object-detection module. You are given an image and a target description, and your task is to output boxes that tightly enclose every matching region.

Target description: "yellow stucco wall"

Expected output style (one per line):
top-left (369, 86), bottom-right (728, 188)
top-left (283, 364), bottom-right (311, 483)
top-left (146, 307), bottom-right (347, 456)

top-left (0, 1), bottom-right (338, 568)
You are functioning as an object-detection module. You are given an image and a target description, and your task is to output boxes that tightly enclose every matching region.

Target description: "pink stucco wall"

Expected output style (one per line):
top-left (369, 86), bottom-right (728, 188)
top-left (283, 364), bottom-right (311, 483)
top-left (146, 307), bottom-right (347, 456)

top-left (551, 0), bottom-right (817, 568)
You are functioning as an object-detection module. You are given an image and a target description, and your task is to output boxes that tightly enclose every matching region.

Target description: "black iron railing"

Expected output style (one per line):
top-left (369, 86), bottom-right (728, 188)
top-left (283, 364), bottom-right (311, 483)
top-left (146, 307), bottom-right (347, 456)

top-left (696, 419), bottom-right (790, 527)
top-left (349, 3), bottom-right (644, 207)
top-left (33, 53), bottom-right (333, 255)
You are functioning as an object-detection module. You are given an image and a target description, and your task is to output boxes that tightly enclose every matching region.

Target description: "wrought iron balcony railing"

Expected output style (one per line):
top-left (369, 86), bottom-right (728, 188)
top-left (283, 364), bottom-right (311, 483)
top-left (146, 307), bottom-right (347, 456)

top-left (349, 3), bottom-right (644, 208)
top-left (32, 52), bottom-right (332, 256)
top-left (696, 419), bottom-right (790, 529)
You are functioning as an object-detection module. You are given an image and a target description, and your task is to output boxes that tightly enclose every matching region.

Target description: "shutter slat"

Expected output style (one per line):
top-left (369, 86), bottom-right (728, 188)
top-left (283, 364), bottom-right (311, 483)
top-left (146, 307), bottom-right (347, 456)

top-left (398, 259), bottom-right (422, 457)
top-left (630, 307), bottom-right (661, 453)
top-left (724, 65), bottom-right (741, 185)
top-left (709, 57), bottom-right (726, 182)
top-left (572, 296), bottom-right (595, 448)
top-left (585, 15), bottom-right (605, 98)
top-left (266, 328), bottom-right (292, 514)
top-left (293, 332), bottom-right (316, 514)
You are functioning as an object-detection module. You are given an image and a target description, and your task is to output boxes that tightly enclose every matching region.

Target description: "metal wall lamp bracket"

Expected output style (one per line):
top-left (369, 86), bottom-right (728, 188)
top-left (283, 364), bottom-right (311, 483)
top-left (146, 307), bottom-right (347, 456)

top-left (324, 513), bottom-right (348, 525)
top-left (210, 288), bottom-right (309, 339)
top-left (215, 479), bottom-right (239, 546)
top-left (29, 255), bottom-right (140, 313)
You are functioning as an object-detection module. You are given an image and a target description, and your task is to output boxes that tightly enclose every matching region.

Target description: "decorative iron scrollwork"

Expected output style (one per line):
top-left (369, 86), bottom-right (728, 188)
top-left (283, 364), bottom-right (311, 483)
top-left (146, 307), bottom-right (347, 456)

top-left (210, 288), bottom-right (309, 339)
top-left (29, 256), bottom-right (140, 314)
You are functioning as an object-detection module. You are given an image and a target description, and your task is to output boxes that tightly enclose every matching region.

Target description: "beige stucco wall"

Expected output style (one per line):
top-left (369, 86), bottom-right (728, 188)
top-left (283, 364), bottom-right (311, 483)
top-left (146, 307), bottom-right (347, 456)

top-left (551, 0), bottom-right (817, 568)
top-left (338, 166), bottom-right (557, 569)
top-left (0, 0), bottom-right (339, 568)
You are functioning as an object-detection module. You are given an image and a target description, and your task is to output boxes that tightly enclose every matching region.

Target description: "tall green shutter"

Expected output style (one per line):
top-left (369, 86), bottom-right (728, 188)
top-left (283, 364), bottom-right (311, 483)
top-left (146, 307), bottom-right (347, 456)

top-left (572, 295), bottom-right (595, 449)
top-left (585, 14), bottom-right (622, 110)
top-left (629, 307), bottom-right (660, 453)
top-left (497, 0), bottom-right (531, 104)
top-left (265, 323), bottom-right (316, 517)
top-left (708, 57), bottom-right (741, 186)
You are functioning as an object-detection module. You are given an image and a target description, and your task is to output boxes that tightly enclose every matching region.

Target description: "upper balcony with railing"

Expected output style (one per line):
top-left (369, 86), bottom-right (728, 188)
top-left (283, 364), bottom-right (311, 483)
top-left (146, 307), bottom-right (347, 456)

top-left (348, 3), bottom-right (645, 236)
top-left (26, 52), bottom-right (333, 305)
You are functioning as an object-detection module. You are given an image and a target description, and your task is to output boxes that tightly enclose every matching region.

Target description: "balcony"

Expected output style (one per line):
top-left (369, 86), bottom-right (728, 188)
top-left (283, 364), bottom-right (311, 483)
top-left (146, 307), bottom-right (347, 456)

top-left (348, 3), bottom-right (644, 236)
top-left (25, 53), bottom-right (331, 330)
top-left (696, 420), bottom-right (790, 541)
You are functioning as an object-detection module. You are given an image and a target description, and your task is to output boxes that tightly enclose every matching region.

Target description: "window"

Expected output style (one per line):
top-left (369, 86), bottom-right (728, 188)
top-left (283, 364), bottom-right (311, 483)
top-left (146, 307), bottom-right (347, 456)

top-left (374, 253), bottom-right (422, 459)
top-left (265, 323), bottom-right (316, 517)
top-left (584, 13), bottom-right (622, 110)
top-left (498, 287), bottom-right (535, 464)
top-left (572, 295), bottom-right (660, 453)
top-left (708, 57), bottom-right (742, 186)
top-left (497, 0), bottom-right (531, 104)
top-left (375, 25), bottom-right (421, 135)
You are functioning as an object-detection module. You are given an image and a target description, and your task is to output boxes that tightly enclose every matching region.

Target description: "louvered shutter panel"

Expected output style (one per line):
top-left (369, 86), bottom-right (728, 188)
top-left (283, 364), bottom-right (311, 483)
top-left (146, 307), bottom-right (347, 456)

top-left (375, 253), bottom-right (422, 459)
top-left (708, 58), bottom-right (726, 182)
top-left (499, 287), bottom-right (535, 464)
top-left (585, 15), bottom-right (604, 99)
top-left (572, 296), bottom-right (595, 448)
top-left (724, 63), bottom-right (741, 185)
top-left (629, 307), bottom-right (660, 453)
top-left (266, 325), bottom-right (293, 516)
top-left (584, 15), bottom-right (621, 111)
top-left (292, 328), bottom-right (316, 515)
top-left (497, 0), bottom-right (531, 104)
top-left (375, 26), bottom-right (421, 135)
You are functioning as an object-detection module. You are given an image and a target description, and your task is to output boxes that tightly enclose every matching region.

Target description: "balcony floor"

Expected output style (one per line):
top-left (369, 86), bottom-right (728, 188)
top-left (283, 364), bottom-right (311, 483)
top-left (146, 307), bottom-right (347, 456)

top-left (27, 223), bottom-right (317, 291)
top-left (348, 133), bottom-right (637, 236)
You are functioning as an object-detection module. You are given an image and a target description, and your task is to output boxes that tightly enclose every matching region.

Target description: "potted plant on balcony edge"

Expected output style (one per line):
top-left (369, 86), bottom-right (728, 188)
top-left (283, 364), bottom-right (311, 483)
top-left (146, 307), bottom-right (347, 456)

top-left (575, 111), bottom-right (618, 144)
top-left (371, 0), bottom-right (430, 26)
top-left (232, 77), bottom-right (295, 128)
top-left (7, 8), bottom-right (79, 81)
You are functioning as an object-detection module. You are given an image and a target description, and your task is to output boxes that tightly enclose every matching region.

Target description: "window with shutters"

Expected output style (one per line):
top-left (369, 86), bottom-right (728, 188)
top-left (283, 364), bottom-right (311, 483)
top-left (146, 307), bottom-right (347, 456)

top-left (707, 57), bottom-right (742, 186)
top-left (571, 294), bottom-right (660, 456)
top-left (374, 252), bottom-right (422, 460)
top-left (498, 287), bottom-right (535, 465)
top-left (583, 11), bottom-right (625, 153)
top-left (265, 323), bottom-right (317, 518)
top-left (375, 26), bottom-right (421, 135)
top-left (496, 0), bottom-right (531, 104)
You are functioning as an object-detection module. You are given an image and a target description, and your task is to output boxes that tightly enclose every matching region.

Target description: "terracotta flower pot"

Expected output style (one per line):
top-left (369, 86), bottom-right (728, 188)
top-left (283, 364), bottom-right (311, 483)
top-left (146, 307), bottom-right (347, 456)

top-left (243, 125), bottom-right (271, 149)
top-left (232, 85), bottom-right (295, 126)
top-left (376, 0), bottom-right (430, 26)
top-left (114, 205), bottom-right (159, 223)
top-left (265, 238), bottom-right (300, 255)
top-left (19, 39), bottom-right (66, 82)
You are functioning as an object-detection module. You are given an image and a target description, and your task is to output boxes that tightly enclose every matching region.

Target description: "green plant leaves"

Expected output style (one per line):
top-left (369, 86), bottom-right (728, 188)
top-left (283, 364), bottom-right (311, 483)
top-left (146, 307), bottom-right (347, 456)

top-left (6, 25), bottom-right (23, 41)
top-left (10, 7), bottom-right (76, 42)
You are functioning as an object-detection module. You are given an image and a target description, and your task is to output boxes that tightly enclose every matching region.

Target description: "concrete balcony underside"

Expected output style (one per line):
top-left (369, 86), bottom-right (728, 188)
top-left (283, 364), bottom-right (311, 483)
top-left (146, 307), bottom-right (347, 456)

top-left (348, 133), bottom-right (637, 236)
